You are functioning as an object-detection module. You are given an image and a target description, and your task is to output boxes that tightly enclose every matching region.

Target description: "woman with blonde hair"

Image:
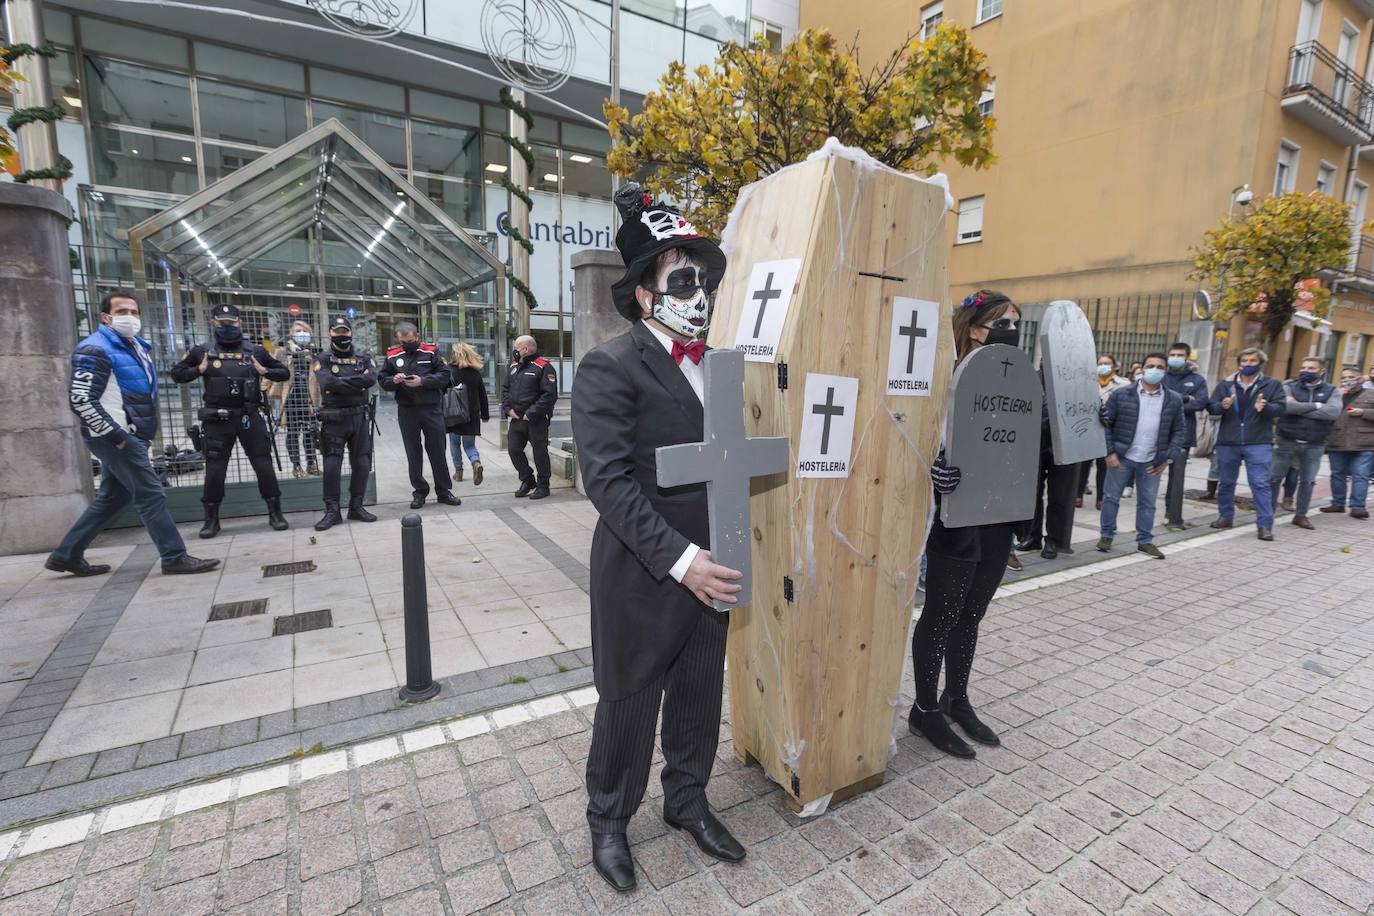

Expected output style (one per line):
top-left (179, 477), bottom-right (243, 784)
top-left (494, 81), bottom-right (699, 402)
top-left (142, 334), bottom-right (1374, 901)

top-left (447, 341), bottom-right (491, 485)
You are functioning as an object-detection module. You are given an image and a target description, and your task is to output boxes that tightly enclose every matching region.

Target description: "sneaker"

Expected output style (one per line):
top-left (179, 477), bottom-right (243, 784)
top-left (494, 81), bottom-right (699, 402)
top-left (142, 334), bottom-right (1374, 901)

top-left (1095, 537), bottom-right (1112, 552)
top-left (1006, 554), bottom-right (1023, 572)
top-left (1138, 543), bottom-right (1165, 559)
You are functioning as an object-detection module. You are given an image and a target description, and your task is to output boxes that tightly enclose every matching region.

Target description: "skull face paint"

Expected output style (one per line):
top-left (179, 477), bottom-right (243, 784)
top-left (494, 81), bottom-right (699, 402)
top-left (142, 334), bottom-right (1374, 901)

top-left (643, 253), bottom-right (712, 339)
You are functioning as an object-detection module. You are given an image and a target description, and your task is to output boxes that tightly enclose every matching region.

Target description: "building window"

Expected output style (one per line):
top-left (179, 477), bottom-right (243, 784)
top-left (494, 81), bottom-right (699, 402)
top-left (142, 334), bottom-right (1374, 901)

top-left (750, 16), bottom-right (784, 52)
top-left (1275, 141), bottom-right (1299, 196)
top-left (956, 195), bottom-right (984, 244)
top-left (979, 79), bottom-right (996, 117)
top-left (1317, 161), bottom-right (1337, 196)
top-left (977, 0), bottom-right (1003, 25)
top-left (920, 2), bottom-right (943, 39)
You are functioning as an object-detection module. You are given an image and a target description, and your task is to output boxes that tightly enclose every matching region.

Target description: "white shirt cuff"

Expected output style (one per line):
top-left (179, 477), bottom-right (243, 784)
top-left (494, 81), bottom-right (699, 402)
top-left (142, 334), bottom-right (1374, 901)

top-left (668, 543), bottom-right (700, 583)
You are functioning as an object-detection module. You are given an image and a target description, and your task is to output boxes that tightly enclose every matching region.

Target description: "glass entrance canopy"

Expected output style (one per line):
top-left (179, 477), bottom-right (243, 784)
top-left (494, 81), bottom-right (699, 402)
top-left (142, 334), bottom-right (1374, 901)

top-left (126, 118), bottom-right (503, 302)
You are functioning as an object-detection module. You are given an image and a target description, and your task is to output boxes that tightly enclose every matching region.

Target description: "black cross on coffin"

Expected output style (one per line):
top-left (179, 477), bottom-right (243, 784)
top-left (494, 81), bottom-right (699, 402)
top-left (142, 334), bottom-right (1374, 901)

top-left (897, 309), bottom-right (928, 375)
top-left (812, 386), bottom-right (845, 455)
top-left (656, 349), bottom-right (790, 610)
top-left (750, 271), bottom-right (784, 338)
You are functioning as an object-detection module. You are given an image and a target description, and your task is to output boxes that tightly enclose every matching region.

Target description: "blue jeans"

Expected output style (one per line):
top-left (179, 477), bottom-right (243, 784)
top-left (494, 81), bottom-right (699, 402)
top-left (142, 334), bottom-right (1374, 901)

top-left (53, 435), bottom-right (187, 565)
top-left (1099, 458), bottom-right (1163, 544)
top-left (448, 433), bottom-right (481, 468)
top-left (1216, 444), bottom-right (1275, 529)
top-left (1269, 437), bottom-right (1325, 516)
top-left (1328, 449), bottom-right (1374, 509)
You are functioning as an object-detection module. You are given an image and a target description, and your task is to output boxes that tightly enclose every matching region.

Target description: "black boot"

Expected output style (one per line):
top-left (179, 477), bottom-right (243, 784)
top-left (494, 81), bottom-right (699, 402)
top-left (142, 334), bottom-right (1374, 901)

top-left (940, 693), bottom-right (1001, 746)
top-left (1200, 479), bottom-right (1218, 501)
top-left (265, 497), bottom-right (289, 531)
top-left (199, 503), bottom-right (221, 539)
top-left (347, 497), bottom-right (377, 522)
top-left (315, 501), bottom-right (343, 531)
top-left (908, 705), bottom-right (975, 758)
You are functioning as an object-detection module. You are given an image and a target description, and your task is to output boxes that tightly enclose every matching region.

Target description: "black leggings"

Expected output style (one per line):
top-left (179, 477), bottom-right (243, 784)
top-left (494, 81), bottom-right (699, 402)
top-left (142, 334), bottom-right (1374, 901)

top-left (912, 526), bottom-right (1010, 711)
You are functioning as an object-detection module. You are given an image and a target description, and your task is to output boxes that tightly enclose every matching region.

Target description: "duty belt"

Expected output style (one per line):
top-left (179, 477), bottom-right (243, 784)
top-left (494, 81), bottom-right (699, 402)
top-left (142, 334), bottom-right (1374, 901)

top-left (319, 404), bottom-right (368, 417)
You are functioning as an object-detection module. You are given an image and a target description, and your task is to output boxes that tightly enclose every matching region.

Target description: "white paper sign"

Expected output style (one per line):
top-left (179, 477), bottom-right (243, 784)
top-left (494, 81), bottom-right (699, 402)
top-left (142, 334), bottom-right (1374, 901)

top-left (734, 259), bottom-right (802, 363)
top-left (796, 374), bottom-right (859, 478)
top-left (885, 297), bottom-right (939, 396)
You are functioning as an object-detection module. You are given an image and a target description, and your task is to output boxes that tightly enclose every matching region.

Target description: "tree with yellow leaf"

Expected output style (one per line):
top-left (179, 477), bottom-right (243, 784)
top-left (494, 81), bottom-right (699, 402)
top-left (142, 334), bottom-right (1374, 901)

top-left (605, 26), bottom-right (995, 237)
top-left (1190, 192), bottom-right (1360, 349)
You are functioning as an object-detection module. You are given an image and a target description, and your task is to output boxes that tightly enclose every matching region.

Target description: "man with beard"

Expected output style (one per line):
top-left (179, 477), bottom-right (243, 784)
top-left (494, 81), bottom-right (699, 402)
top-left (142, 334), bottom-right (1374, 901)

top-left (571, 183), bottom-right (746, 891)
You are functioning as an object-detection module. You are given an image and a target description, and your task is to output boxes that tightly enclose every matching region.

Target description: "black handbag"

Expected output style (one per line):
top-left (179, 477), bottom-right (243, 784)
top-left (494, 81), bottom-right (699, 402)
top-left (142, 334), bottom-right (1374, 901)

top-left (442, 382), bottom-right (471, 428)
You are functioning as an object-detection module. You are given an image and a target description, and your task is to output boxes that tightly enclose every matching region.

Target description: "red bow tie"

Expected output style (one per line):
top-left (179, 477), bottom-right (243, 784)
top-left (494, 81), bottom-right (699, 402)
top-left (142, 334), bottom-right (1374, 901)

top-left (671, 339), bottom-right (706, 366)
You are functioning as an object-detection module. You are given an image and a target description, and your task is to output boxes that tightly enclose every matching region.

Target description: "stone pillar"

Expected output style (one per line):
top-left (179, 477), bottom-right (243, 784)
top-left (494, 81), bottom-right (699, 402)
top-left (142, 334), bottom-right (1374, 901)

top-left (570, 248), bottom-right (630, 495)
top-left (0, 183), bottom-right (89, 556)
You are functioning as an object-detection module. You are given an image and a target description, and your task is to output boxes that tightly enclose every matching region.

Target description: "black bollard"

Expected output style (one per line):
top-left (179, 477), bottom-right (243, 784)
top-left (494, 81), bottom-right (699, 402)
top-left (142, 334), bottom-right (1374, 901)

top-left (398, 513), bottom-right (440, 703)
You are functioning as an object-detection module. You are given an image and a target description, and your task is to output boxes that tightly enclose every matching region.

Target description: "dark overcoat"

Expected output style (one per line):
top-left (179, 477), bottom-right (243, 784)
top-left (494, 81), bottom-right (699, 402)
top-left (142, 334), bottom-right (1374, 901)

top-left (570, 321), bottom-right (723, 701)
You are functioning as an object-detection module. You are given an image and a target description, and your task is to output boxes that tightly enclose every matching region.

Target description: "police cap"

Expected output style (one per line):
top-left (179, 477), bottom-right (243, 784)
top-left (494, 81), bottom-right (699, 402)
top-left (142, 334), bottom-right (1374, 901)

top-left (330, 316), bottom-right (352, 331)
top-left (211, 303), bottom-right (240, 321)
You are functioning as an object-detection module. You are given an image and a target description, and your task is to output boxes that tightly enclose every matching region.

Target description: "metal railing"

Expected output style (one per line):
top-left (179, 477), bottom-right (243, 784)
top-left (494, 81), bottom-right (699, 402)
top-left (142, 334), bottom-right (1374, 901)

top-left (1285, 41), bottom-right (1374, 132)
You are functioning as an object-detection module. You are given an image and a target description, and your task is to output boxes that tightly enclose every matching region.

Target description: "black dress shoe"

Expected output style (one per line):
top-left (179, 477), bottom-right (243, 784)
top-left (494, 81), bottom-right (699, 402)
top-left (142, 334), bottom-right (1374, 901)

top-left (590, 832), bottom-right (636, 891)
top-left (1040, 541), bottom-right (1058, 560)
top-left (514, 481), bottom-right (534, 498)
top-left (410, 495), bottom-right (426, 509)
top-left (528, 486), bottom-right (550, 500)
top-left (908, 705), bottom-right (975, 758)
top-left (162, 555), bottom-right (220, 575)
top-left (664, 811), bottom-right (745, 862)
top-left (1015, 538), bottom-right (1042, 553)
top-left (44, 556), bottom-right (110, 577)
top-left (436, 490), bottom-right (461, 506)
top-left (940, 693), bottom-right (1001, 746)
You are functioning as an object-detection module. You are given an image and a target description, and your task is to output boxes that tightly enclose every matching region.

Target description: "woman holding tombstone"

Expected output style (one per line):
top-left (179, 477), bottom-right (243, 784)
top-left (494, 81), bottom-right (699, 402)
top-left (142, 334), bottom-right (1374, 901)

top-left (909, 289), bottom-right (1024, 759)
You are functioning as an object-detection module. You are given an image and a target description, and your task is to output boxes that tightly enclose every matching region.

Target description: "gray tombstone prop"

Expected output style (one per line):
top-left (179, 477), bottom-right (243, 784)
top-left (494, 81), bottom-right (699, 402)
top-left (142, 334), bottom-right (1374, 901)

top-left (941, 344), bottom-right (1042, 528)
top-left (1039, 300), bottom-right (1108, 465)
top-left (657, 349), bottom-right (790, 610)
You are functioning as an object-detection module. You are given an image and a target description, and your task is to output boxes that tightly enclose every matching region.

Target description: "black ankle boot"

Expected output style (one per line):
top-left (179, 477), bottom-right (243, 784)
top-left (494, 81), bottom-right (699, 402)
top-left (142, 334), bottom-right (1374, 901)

top-left (265, 497), bottom-right (289, 531)
top-left (940, 693), bottom-right (1000, 746)
top-left (199, 503), bottom-right (221, 539)
top-left (315, 501), bottom-right (342, 531)
top-left (908, 705), bottom-right (975, 758)
top-left (347, 498), bottom-right (377, 522)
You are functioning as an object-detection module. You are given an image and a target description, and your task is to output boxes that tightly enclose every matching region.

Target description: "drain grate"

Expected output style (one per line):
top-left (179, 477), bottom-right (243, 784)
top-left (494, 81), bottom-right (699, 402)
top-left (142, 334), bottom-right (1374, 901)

top-left (262, 560), bottom-right (316, 579)
top-left (272, 609), bottom-right (333, 636)
top-left (208, 598), bottom-right (269, 622)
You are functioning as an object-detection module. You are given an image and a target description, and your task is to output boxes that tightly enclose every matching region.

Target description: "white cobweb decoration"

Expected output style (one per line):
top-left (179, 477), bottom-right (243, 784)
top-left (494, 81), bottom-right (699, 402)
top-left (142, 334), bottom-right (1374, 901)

top-left (308, 0), bottom-right (419, 37)
top-left (481, 0), bottom-right (577, 93)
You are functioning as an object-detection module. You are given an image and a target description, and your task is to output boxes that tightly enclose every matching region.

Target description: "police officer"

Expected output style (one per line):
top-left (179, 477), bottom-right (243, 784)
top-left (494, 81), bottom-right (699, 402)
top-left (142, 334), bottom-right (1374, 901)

top-left (313, 317), bottom-right (379, 531)
top-left (171, 304), bottom-right (290, 538)
top-left (380, 321), bottom-right (460, 509)
top-left (501, 334), bottom-right (558, 500)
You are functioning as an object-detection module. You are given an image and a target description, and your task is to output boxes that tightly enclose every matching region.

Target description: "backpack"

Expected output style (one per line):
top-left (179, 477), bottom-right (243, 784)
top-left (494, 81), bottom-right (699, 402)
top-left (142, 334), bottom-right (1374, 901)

top-left (442, 382), bottom-right (471, 428)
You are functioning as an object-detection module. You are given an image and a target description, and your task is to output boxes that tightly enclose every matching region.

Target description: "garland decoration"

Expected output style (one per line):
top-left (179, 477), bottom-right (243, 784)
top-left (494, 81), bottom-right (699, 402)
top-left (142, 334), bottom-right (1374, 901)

top-left (7, 101), bottom-right (66, 132)
top-left (1, 40), bottom-right (72, 182)
top-left (2, 41), bottom-right (58, 66)
top-left (14, 154), bottom-right (73, 184)
top-left (496, 86), bottom-right (538, 311)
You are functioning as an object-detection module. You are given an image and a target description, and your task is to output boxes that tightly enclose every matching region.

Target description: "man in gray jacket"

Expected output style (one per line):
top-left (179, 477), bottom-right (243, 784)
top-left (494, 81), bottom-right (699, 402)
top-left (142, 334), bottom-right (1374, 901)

top-left (1270, 357), bottom-right (1340, 529)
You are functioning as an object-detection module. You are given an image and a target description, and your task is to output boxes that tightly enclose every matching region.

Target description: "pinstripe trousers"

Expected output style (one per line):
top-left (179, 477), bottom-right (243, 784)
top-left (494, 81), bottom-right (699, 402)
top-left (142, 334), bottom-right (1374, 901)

top-left (585, 610), bottom-right (728, 834)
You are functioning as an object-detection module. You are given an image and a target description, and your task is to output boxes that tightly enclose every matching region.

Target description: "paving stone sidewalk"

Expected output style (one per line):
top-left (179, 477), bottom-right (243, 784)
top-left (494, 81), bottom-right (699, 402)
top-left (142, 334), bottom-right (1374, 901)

top-left (0, 511), bottom-right (1371, 914)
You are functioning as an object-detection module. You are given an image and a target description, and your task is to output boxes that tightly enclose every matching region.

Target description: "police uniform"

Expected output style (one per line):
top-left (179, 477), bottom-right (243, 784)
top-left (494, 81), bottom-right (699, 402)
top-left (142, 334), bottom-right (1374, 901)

top-left (170, 303), bottom-right (290, 537)
top-left (312, 317), bottom-right (378, 530)
top-left (379, 338), bottom-right (458, 507)
top-left (501, 352), bottom-right (559, 497)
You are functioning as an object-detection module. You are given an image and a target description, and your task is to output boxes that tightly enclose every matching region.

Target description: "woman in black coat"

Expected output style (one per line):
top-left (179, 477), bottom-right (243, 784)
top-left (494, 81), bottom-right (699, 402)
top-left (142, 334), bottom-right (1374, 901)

top-left (447, 342), bottom-right (491, 485)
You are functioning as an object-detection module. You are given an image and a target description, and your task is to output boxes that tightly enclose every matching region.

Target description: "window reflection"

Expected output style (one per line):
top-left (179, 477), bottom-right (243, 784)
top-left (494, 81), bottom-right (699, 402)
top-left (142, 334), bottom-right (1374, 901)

top-left (83, 56), bottom-right (194, 134)
top-left (312, 102), bottom-right (407, 169)
top-left (411, 119), bottom-right (481, 181)
top-left (411, 175), bottom-right (481, 230)
top-left (563, 151), bottom-right (609, 200)
top-left (91, 127), bottom-right (198, 194)
top-left (202, 143), bottom-right (264, 183)
top-left (198, 79), bottom-right (307, 148)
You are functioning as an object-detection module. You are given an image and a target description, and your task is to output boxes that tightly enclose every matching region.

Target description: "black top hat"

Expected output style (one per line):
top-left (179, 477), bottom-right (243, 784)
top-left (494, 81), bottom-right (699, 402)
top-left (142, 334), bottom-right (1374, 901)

top-left (211, 303), bottom-right (240, 321)
top-left (609, 183), bottom-right (726, 321)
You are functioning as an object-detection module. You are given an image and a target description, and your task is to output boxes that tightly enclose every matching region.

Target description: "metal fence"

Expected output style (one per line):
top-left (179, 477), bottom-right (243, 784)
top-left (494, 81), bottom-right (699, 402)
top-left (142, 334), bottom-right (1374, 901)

top-left (1021, 291), bottom-right (1196, 372)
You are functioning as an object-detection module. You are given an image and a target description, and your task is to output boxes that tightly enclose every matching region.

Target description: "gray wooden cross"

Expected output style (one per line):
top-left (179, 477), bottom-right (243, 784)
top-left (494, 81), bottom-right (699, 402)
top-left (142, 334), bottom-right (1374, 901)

top-left (657, 348), bottom-right (789, 610)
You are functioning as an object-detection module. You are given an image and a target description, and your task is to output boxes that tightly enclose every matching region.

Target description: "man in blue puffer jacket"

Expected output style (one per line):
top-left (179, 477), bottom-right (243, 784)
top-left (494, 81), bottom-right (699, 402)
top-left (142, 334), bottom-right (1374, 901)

top-left (1096, 353), bottom-right (1186, 559)
top-left (46, 291), bottom-right (219, 577)
top-left (1206, 347), bottom-right (1287, 541)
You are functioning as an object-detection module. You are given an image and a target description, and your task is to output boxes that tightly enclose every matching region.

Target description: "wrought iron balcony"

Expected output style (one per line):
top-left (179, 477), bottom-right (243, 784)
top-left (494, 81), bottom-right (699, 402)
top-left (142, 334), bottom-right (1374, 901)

top-left (1346, 234), bottom-right (1374, 288)
top-left (1283, 41), bottom-right (1374, 146)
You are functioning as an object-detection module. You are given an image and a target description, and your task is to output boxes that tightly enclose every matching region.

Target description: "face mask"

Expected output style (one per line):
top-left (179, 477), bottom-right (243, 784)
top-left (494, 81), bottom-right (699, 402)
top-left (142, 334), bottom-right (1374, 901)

top-left (1142, 367), bottom-right (1166, 385)
top-left (331, 335), bottom-right (352, 351)
top-left (1240, 364), bottom-right (1260, 376)
top-left (108, 314), bottom-right (141, 338)
top-left (293, 332), bottom-right (310, 346)
top-left (214, 325), bottom-right (243, 345)
top-left (1096, 365), bottom-right (1113, 377)
top-left (1299, 371), bottom-right (1320, 384)
top-left (1167, 356), bottom-right (1186, 369)
top-left (401, 339), bottom-right (420, 353)
top-left (982, 326), bottom-right (1020, 348)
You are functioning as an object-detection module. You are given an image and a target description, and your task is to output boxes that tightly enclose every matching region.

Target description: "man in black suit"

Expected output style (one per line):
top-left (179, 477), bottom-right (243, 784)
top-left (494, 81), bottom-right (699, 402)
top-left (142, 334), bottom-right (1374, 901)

top-left (571, 183), bottom-right (747, 892)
